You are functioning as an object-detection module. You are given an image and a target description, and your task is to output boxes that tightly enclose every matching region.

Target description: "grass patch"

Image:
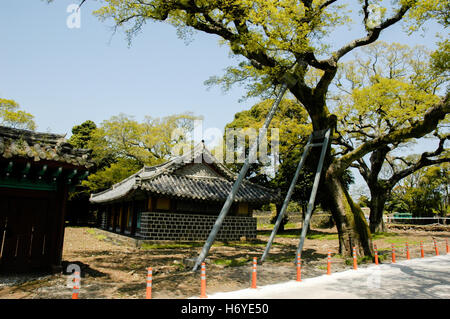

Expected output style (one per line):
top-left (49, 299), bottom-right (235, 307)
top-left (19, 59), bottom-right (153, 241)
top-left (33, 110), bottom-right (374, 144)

top-left (85, 228), bottom-right (107, 241)
top-left (174, 262), bottom-right (185, 271)
top-left (213, 257), bottom-right (249, 267)
top-left (96, 234), bottom-right (107, 241)
top-left (140, 242), bottom-right (204, 250)
top-left (257, 223), bottom-right (273, 230)
top-left (223, 242), bottom-right (280, 247)
top-left (343, 256), bottom-right (372, 266)
top-left (306, 233), bottom-right (338, 240)
top-left (277, 234), bottom-right (300, 238)
top-left (373, 232), bottom-right (419, 245)
top-left (284, 222), bottom-right (301, 229)
top-left (85, 228), bottom-right (96, 235)
top-left (266, 255), bottom-right (294, 263)
top-left (371, 232), bottom-right (399, 240)
top-left (383, 238), bottom-right (419, 246)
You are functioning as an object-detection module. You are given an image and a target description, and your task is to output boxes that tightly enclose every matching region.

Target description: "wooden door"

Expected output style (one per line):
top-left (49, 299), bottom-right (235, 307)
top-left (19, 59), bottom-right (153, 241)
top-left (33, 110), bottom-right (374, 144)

top-left (0, 189), bottom-right (56, 272)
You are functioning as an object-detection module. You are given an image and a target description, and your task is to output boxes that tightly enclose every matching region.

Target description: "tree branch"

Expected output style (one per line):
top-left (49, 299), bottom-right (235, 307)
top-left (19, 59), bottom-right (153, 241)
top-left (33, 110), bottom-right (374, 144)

top-left (331, 92), bottom-right (450, 175)
top-left (332, 3), bottom-right (412, 62)
top-left (388, 140), bottom-right (450, 188)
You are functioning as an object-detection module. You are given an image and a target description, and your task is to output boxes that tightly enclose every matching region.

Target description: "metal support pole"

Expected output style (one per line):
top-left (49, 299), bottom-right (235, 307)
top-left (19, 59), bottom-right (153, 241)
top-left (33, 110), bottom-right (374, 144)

top-left (259, 134), bottom-right (313, 263)
top-left (191, 83), bottom-right (290, 272)
top-left (295, 129), bottom-right (331, 263)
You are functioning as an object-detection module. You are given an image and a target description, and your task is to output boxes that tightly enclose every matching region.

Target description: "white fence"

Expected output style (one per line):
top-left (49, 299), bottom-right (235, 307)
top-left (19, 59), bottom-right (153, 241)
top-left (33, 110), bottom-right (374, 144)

top-left (384, 216), bottom-right (450, 225)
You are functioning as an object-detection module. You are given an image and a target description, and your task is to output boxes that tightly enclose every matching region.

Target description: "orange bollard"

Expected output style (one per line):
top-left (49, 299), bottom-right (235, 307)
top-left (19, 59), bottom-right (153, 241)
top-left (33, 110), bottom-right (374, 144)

top-left (327, 250), bottom-right (331, 275)
top-left (406, 242), bottom-right (410, 260)
top-left (296, 254), bottom-right (302, 282)
top-left (146, 267), bottom-right (152, 299)
top-left (374, 244), bottom-right (379, 265)
top-left (433, 239), bottom-right (439, 256)
top-left (72, 271), bottom-right (80, 299)
top-left (446, 239), bottom-right (449, 254)
top-left (352, 246), bottom-right (357, 270)
top-left (420, 241), bottom-right (424, 258)
top-left (200, 262), bottom-right (207, 298)
top-left (251, 257), bottom-right (257, 289)
top-left (391, 244), bottom-right (396, 263)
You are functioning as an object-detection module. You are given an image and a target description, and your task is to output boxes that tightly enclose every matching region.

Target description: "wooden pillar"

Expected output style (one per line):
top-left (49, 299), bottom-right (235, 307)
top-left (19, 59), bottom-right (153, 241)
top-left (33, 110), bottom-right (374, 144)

top-left (120, 202), bottom-right (127, 234)
top-left (145, 196), bottom-right (156, 212)
top-left (52, 177), bottom-right (69, 272)
top-left (116, 203), bottom-right (121, 232)
top-left (130, 200), bottom-right (137, 236)
top-left (111, 204), bottom-right (117, 232)
top-left (105, 206), bottom-right (110, 229)
top-left (109, 205), bottom-right (114, 230)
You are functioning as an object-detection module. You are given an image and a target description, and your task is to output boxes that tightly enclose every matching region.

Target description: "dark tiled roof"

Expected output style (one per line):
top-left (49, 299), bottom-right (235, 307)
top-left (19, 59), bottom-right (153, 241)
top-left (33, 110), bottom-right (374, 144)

top-left (90, 143), bottom-right (280, 204)
top-left (141, 174), bottom-right (278, 203)
top-left (0, 125), bottom-right (94, 168)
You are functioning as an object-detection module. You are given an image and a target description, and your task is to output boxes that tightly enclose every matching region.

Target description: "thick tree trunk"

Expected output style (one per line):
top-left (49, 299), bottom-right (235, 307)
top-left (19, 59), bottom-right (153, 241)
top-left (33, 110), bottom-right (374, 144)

top-left (290, 87), bottom-right (373, 257)
top-left (369, 188), bottom-right (388, 233)
top-left (275, 203), bottom-right (285, 232)
top-left (323, 171), bottom-right (373, 257)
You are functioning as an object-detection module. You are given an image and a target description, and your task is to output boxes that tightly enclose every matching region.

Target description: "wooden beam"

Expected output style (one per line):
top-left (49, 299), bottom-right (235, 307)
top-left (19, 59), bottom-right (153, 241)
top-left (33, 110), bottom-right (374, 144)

top-left (66, 169), bottom-right (78, 185)
top-left (38, 165), bottom-right (48, 180)
top-left (21, 162), bottom-right (31, 179)
top-left (52, 167), bottom-right (63, 182)
top-left (79, 170), bottom-right (89, 180)
top-left (4, 161), bottom-right (13, 177)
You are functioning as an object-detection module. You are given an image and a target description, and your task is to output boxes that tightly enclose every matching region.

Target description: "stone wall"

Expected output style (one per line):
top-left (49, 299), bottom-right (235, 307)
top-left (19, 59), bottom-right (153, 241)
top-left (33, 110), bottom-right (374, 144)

top-left (253, 210), bottom-right (334, 228)
top-left (138, 211), bottom-right (257, 241)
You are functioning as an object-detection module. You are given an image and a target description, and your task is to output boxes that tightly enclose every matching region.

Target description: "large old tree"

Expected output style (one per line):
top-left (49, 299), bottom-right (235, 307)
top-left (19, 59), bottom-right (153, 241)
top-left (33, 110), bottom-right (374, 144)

top-left (333, 42), bottom-right (449, 232)
top-left (85, 0), bottom-right (449, 256)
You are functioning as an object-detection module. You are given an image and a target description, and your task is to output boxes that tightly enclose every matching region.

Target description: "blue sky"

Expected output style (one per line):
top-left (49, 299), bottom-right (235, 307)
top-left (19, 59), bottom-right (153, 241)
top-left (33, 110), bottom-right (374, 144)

top-left (0, 0), bottom-right (443, 137)
top-left (0, 1), bottom-right (445, 196)
top-left (0, 0), bottom-right (259, 135)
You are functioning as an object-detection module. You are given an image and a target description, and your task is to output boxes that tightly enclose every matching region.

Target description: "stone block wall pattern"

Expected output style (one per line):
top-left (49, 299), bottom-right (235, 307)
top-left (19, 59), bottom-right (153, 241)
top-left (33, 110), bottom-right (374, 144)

top-left (138, 211), bottom-right (257, 241)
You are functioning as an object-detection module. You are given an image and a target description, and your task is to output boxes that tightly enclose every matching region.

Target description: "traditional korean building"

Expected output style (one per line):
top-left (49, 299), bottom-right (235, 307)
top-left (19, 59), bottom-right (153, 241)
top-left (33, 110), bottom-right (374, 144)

top-left (90, 143), bottom-right (280, 241)
top-left (0, 126), bottom-right (93, 272)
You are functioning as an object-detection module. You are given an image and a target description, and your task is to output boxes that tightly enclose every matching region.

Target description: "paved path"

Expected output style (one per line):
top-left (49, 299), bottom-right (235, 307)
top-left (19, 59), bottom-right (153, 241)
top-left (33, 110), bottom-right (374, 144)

top-left (206, 255), bottom-right (450, 299)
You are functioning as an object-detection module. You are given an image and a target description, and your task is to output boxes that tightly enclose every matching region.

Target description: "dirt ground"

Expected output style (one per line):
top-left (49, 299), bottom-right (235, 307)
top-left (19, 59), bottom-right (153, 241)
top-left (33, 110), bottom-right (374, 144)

top-left (0, 224), bottom-right (449, 299)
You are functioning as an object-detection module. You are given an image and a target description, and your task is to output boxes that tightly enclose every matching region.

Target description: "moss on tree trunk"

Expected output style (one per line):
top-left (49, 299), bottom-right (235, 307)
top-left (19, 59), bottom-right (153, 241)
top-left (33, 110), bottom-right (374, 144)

top-left (323, 170), bottom-right (373, 257)
top-left (369, 189), bottom-right (389, 233)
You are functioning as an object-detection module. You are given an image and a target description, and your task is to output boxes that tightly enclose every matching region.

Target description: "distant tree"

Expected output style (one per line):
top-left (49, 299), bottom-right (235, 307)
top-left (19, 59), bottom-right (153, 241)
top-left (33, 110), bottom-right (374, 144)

top-left (332, 42), bottom-right (449, 232)
top-left (225, 98), bottom-right (355, 232)
top-left (0, 98), bottom-right (36, 130)
top-left (430, 40), bottom-right (450, 75)
top-left (224, 98), bottom-right (311, 180)
top-left (224, 98), bottom-right (312, 231)
top-left (69, 120), bottom-right (97, 149)
top-left (357, 195), bottom-right (371, 208)
top-left (388, 164), bottom-right (450, 218)
top-left (82, 112), bottom-right (198, 194)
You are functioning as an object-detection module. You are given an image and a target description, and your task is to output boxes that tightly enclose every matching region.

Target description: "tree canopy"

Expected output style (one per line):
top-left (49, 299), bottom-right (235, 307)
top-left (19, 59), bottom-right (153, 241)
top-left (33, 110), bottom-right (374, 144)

top-left (0, 98), bottom-right (36, 130)
top-left (78, 113), bottom-right (198, 194)
top-left (388, 163), bottom-right (450, 217)
top-left (69, 120), bottom-right (97, 149)
top-left (331, 41), bottom-right (449, 231)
